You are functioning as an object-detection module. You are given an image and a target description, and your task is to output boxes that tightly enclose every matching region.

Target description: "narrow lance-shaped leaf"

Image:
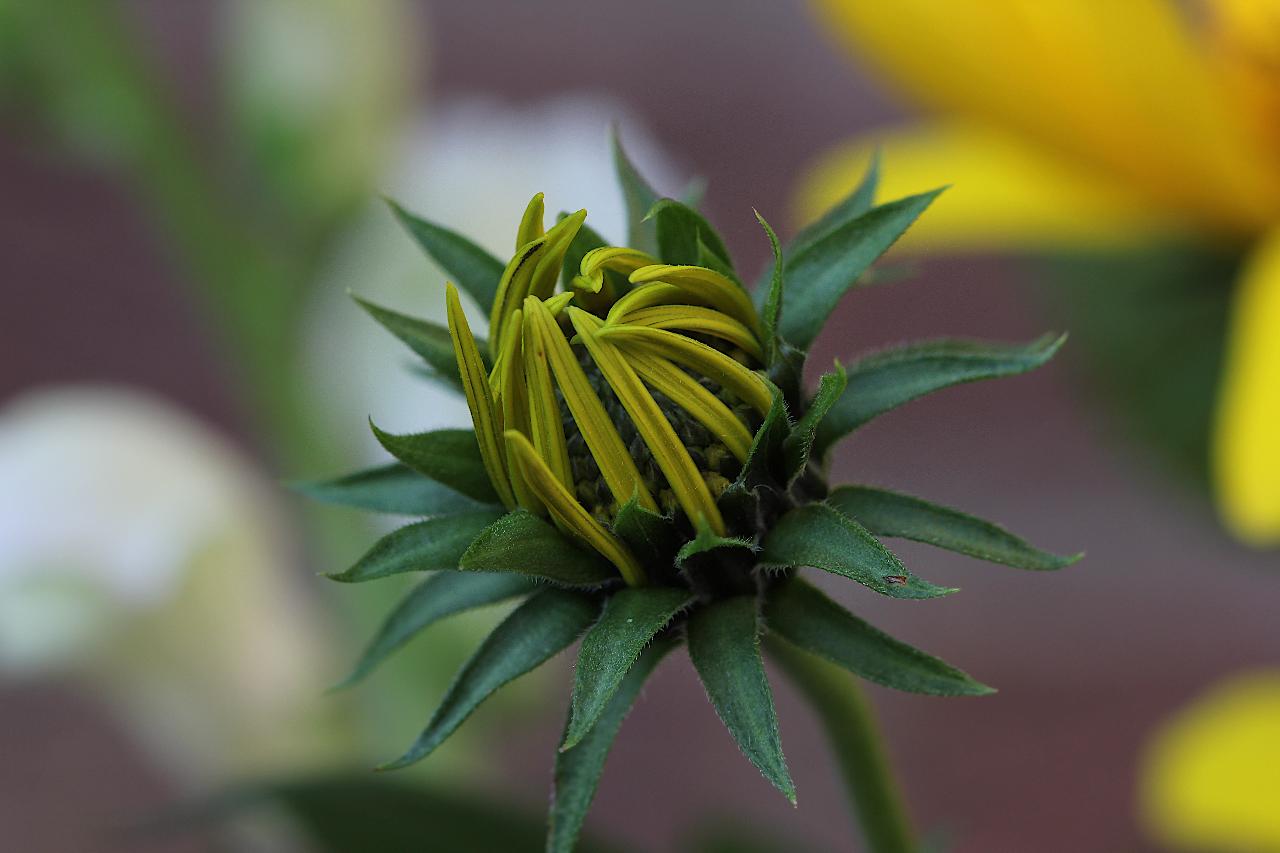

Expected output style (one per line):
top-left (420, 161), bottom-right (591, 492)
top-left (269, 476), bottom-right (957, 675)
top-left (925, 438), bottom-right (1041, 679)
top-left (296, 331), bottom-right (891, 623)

top-left (611, 129), bottom-right (660, 256)
top-left (335, 571), bottom-right (532, 689)
top-left (326, 510), bottom-right (504, 583)
top-left (828, 485), bottom-right (1081, 571)
top-left (459, 510), bottom-right (618, 588)
top-left (779, 188), bottom-right (944, 351)
top-left (648, 197), bottom-right (734, 271)
top-left (755, 210), bottom-right (784, 366)
top-left (292, 463), bottom-right (487, 517)
top-left (388, 199), bottom-right (505, 313)
top-left (783, 364), bottom-right (847, 482)
top-left (687, 596), bottom-right (795, 803)
top-left (352, 295), bottom-right (470, 390)
top-left (370, 424), bottom-right (501, 504)
top-left (761, 503), bottom-right (954, 600)
top-left (382, 588), bottom-right (599, 770)
top-left (563, 588), bottom-right (691, 749)
top-left (765, 578), bottom-right (992, 696)
top-left (549, 640), bottom-right (676, 853)
top-left (815, 333), bottom-right (1065, 456)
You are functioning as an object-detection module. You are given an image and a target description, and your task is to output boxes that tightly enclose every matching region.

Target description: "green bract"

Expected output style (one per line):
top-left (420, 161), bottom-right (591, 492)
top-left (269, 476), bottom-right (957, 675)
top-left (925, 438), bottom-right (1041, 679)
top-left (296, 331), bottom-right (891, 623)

top-left (302, 133), bottom-right (1078, 852)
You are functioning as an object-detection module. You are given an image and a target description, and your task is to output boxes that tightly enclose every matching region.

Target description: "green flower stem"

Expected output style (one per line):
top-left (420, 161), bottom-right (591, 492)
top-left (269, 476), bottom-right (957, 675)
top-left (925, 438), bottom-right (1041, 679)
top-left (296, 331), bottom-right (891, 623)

top-left (767, 636), bottom-right (916, 853)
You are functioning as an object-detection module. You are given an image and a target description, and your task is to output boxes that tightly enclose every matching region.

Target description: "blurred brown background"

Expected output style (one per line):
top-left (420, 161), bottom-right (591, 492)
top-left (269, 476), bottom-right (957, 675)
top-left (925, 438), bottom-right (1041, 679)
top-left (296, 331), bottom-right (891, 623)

top-left (4, 1), bottom-right (1277, 851)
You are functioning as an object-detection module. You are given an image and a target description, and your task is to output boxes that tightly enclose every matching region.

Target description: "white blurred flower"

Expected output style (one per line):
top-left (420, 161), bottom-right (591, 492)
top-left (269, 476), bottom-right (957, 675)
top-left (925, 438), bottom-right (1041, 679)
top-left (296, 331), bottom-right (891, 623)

top-left (305, 95), bottom-right (682, 458)
top-left (0, 386), bottom-right (348, 780)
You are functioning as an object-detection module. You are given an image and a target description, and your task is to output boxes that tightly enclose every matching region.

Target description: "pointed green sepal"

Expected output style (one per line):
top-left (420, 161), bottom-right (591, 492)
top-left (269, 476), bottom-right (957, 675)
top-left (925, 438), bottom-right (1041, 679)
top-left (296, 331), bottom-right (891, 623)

top-left (783, 364), bottom-right (847, 483)
top-left (761, 504), bottom-right (955, 600)
top-left (325, 510), bottom-right (503, 583)
top-left (815, 333), bottom-right (1066, 456)
top-left (334, 571), bottom-right (533, 689)
top-left (292, 463), bottom-right (487, 517)
top-left (459, 510), bottom-right (619, 587)
top-left (755, 210), bottom-right (785, 366)
top-left (381, 588), bottom-right (598, 770)
top-left (766, 578), bottom-right (992, 696)
top-left (687, 596), bottom-right (795, 803)
top-left (611, 129), bottom-right (660, 256)
top-left (562, 588), bottom-right (691, 750)
top-left (787, 148), bottom-right (881, 260)
top-left (549, 640), bottom-right (676, 853)
top-left (828, 485), bottom-right (1081, 571)
top-left (779, 187), bottom-right (944, 351)
top-left (370, 423), bottom-right (501, 504)
top-left (387, 199), bottom-right (505, 313)
top-left (352, 294), bottom-right (479, 389)
top-left (646, 197), bottom-right (734, 271)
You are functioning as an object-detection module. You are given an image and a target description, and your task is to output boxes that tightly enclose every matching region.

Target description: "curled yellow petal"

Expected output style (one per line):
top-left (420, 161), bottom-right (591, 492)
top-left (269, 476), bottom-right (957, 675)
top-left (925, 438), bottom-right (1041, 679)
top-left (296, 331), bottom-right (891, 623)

top-left (570, 308), bottom-right (726, 535)
top-left (629, 265), bottom-right (761, 337)
top-left (524, 297), bottom-right (658, 513)
top-left (612, 305), bottom-right (764, 362)
top-left (596, 324), bottom-right (774, 416)
top-left (446, 283), bottom-right (515, 508)
top-left (505, 430), bottom-right (646, 586)
top-left (578, 246), bottom-right (658, 293)
top-left (627, 349), bottom-right (754, 463)
top-left (1213, 228), bottom-right (1280, 546)
top-left (606, 282), bottom-right (689, 321)
top-left (521, 301), bottom-right (574, 493)
top-left (1141, 671), bottom-right (1280, 851)
top-left (516, 192), bottom-right (545, 250)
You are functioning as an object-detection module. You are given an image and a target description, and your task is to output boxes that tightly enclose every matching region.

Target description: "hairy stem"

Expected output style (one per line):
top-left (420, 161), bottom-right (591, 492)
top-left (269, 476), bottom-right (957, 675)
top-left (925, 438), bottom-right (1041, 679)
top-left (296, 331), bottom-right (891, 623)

top-left (767, 636), bottom-right (916, 853)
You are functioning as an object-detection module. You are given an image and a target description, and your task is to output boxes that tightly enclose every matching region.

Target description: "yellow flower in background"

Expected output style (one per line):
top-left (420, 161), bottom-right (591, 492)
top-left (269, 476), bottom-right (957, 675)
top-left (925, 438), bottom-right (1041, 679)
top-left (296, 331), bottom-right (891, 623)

top-left (797, 0), bottom-right (1280, 546)
top-left (1141, 672), bottom-right (1280, 851)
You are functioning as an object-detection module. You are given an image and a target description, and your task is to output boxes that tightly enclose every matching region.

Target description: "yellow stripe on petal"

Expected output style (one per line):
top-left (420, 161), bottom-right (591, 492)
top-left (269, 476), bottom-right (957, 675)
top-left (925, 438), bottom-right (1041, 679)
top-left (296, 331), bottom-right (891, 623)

top-left (795, 123), bottom-right (1177, 253)
top-left (445, 283), bottom-right (515, 508)
top-left (597, 324), bottom-right (774, 416)
top-left (629, 265), bottom-right (762, 336)
top-left (1141, 671), bottom-right (1280, 851)
top-left (1213, 229), bottom-right (1280, 546)
top-left (522, 301), bottom-right (573, 493)
top-left (524, 297), bottom-right (658, 514)
top-left (505, 430), bottom-right (646, 586)
top-left (516, 192), bottom-right (546, 250)
top-left (627, 349), bottom-right (754, 463)
top-left (613, 305), bottom-right (764, 362)
top-left (570, 308), bottom-right (727, 535)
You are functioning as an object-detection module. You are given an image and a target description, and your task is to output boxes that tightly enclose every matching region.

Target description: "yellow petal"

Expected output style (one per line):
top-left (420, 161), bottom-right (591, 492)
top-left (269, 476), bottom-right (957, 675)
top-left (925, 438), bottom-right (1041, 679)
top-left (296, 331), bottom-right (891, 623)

top-left (612, 305), bottom-right (764, 362)
top-left (521, 302), bottom-right (573, 493)
top-left (492, 308), bottom-right (542, 514)
top-left (795, 123), bottom-right (1177, 252)
top-left (569, 308), bottom-right (727, 536)
top-left (489, 238), bottom-right (547, 359)
top-left (809, 0), bottom-right (1280, 232)
top-left (505, 430), bottom-right (646, 586)
top-left (1141, 671), bottom-right (1280, 851)
top-left (524, 297), bottom-right (658, 514)
top-left (1213, 229), bottom-right (1280, 545)
top-left (445, 283), bottom-right (515, 508)
top-left (516, 192), bottom-right (545, 250)
top-left (529, 209), bottom-right (586, 302)
top-left (596, 324), bottom-right (774, 416)
top-left (629, 265), bottom-right (761, 337)
top-left (578, 246), bottom-right (658, 293)
top-left (626, 349), bottom-right (754, 463)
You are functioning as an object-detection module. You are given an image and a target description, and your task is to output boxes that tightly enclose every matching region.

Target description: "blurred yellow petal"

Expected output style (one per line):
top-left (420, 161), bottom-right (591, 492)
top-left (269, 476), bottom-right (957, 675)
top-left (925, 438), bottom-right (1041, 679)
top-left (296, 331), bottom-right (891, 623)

top-left (1141, 671), bottom-right (1280, 851)
top-left (795, 124), bottom-right (1179, 252)
top-left (1213, 229), bottom-right (1280, 545)
top-left (809, 0), bottom-right (1280, 231)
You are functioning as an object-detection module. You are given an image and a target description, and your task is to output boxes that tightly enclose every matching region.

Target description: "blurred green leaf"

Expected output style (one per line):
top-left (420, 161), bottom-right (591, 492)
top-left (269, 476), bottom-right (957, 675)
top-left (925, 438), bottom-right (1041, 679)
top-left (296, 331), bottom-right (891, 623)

top-left (766, 578), bottom-right (991, 696)
top-left (293, 463), bottom-right (487, 516)
top-left (352, 294), bottom-right (472, 388)
top-left (828, 485), bottom-right (1079, 571)
top-left (326, 510), bottom-right (503, 582)
top-left (460, 511), bottom-right (618, 587)
top-left (369, 424), bottom-right (500, 503)
top-left (815, 333), bottom-right (1065, 456)
top-left (564, 589), bottom-right (690, 749)
top-left (611, 129), bottom-right (660, 256)
top-left (388, 200), bottom-right (507, 314)
top-left (687, 596), bottom-right (794, 802)
top-left (761, 504), bottom-right (954, 600)
top-left (336, 571), bottom-right (532, 688)
top-left (551, 640), bottom-right (675, 853)
top-left (383, 588), bottom-right (599, 769)
top-left (779, 188), bottom-right (943, 350)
